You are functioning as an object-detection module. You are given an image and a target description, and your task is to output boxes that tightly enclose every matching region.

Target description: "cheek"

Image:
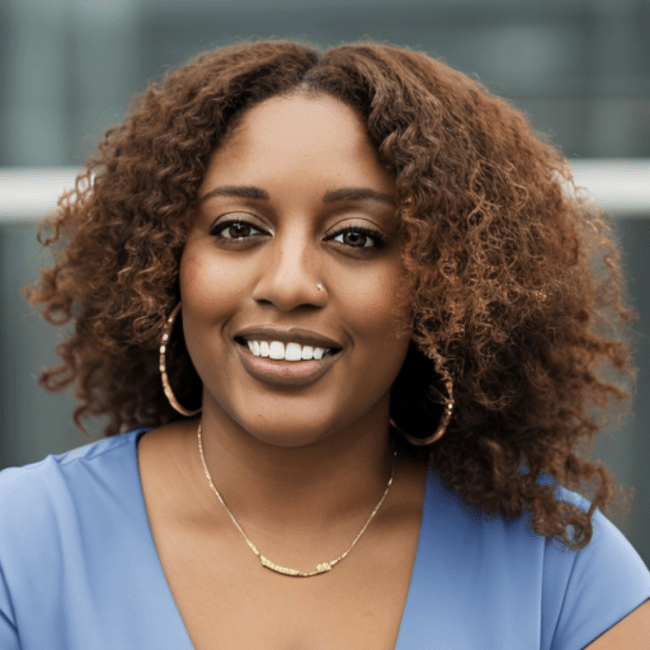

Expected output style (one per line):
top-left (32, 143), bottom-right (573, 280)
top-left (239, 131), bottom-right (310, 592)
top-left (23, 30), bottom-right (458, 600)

top-left (338, 262), bottom-right (412, 344)
top-left (180, 248), bottom-right (247, 316)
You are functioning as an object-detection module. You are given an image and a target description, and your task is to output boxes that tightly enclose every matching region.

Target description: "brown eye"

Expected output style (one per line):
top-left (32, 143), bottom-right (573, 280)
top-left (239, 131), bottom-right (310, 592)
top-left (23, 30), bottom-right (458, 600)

top-left (327, 227), bottom-right (386, 249)
top-left (337, 231), bottom-right (372, 248)
top-left (211, 220), bottom-right (267, 240)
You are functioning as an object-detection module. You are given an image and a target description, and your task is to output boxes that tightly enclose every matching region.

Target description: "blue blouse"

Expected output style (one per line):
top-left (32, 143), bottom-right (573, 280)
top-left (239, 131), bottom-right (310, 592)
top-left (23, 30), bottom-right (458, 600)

top-left (0, 430), bottom-right (648, 649)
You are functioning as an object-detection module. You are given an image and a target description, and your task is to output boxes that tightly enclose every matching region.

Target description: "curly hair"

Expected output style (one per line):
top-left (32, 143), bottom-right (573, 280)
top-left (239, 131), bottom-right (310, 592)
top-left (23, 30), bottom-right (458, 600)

top-left (27, 40), bottom-right (636, 548)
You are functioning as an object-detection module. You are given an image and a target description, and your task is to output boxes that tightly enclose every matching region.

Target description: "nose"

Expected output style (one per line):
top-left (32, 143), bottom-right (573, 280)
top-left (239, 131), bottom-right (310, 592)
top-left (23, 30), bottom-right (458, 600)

top-left (251, 232), bottom-right (327, 311)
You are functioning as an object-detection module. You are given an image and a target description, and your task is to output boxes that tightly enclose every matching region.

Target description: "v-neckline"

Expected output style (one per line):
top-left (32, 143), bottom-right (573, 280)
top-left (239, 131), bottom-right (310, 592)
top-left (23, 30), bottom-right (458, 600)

top-left (131, 429), bottom-right (431, 650)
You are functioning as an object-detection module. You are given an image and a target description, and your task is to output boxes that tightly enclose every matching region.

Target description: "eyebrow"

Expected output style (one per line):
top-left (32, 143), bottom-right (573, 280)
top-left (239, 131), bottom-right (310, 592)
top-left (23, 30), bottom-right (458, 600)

top-left (199, 186), bottom-right (270, 203)
top-left (199, 185), bottom-right (394, 205)
top-left (322, 188), bottom-right (394, 205)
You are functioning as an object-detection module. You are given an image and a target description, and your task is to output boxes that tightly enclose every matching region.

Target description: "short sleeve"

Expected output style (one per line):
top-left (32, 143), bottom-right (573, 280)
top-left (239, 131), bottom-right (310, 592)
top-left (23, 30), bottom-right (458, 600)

top-left (548, 509), bottom-right (650, 649)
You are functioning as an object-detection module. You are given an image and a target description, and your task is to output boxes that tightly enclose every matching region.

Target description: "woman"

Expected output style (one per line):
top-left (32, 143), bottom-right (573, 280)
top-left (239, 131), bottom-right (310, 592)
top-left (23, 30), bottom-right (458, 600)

top-left (1, 40), bottom-right (648, 649)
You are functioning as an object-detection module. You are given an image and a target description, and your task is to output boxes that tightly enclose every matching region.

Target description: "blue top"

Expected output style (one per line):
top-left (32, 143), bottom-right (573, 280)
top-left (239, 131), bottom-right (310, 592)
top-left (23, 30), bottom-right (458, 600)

top-left (0, 430), bottom-right (648, 649)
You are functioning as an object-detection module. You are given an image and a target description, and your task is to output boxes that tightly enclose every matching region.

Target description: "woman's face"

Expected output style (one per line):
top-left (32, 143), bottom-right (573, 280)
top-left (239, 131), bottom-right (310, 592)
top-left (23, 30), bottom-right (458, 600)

top-left (180, 93), bottom-right (412, 448)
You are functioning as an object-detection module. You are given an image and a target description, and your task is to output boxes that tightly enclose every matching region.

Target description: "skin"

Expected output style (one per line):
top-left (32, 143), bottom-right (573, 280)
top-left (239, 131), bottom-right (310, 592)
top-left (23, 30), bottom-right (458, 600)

top-left (177, 92), bottom-right (416, 535)
top-left (585, 601), bottom-right (650, 649)
top-left (180, 93), bottom-right (411, 454)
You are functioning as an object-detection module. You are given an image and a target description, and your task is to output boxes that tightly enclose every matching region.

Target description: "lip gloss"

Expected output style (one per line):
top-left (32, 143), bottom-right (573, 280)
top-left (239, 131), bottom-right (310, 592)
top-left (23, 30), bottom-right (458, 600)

top-left (235, 341), bottom-right (341, 389)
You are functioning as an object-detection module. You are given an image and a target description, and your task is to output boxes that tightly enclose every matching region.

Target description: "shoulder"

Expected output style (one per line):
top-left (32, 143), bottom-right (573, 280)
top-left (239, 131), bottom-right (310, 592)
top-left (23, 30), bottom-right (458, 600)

top-left (0, 431), bottom-right (145, 516)
top-left (0, 430), bottom-right (148, 567)
top-left (540, 481), bottom-right (650, 622)
top-left (545, 498), bottom-right (650, 649)
top-left (419, 469), bottom-right (650, 649)
top-left (0, 430), bottom-right (150, 621)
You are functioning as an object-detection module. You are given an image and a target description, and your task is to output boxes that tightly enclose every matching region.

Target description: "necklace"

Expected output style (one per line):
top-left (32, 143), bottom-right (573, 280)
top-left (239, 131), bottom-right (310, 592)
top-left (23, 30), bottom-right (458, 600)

top-left (197, 422), bottom-right (397, 577)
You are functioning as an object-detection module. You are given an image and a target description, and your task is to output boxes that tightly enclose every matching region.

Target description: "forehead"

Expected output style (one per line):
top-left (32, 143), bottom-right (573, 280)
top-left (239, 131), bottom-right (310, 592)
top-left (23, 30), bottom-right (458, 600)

top-left (200, 93), bottom-right (394, 195)
top-left (227, 93), bottom-right (368, 148)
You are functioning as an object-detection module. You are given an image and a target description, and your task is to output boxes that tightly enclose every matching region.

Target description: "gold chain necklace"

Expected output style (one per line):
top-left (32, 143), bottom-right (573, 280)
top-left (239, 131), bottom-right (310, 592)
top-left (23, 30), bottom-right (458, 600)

top-left (197, 422), bottom-right (397, 578)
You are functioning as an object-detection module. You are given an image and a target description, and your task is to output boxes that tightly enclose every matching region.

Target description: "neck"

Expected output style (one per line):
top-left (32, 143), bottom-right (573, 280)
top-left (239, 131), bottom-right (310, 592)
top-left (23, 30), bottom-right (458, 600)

top-left (191, 407), bottom-right (394, 535)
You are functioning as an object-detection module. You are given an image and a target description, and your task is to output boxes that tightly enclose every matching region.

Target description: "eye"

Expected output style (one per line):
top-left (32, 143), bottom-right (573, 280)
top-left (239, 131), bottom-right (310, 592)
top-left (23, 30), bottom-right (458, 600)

top-left (210, 219), bottom-right (269, 241)
top-left (326, 226), bottom-right (386, 250)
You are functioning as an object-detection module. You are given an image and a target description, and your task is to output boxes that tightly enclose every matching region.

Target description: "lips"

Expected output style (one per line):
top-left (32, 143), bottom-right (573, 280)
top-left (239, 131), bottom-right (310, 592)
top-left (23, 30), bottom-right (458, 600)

top-left (234, 326), bottom-right (343, 388)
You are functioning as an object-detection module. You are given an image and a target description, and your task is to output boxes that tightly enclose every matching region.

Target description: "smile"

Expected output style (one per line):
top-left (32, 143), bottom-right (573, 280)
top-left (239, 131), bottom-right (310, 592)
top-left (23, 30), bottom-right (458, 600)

top-left (234, 333), bottom-right (342, 388)
top-left (245, 340), bottom-right (333, 361)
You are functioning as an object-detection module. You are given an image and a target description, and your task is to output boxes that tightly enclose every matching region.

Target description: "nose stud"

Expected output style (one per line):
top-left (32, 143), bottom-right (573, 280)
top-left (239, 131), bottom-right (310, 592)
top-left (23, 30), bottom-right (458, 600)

top-left (316, 283), bottom-right (324, 291)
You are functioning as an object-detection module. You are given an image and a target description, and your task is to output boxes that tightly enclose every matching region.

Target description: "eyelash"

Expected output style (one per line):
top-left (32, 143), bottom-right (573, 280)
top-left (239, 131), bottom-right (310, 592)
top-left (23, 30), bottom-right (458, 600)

top-left (210, 220), bottom-right (268, 240)
top-left (210, 219), bottom-right (387, 250)
top-left (324, 226), bottom-right (387, 249)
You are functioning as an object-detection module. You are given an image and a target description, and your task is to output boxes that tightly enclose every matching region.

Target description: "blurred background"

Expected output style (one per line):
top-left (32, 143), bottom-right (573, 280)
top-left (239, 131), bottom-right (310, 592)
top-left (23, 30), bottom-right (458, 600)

top-left (0, 0), bottom-right (648, 561)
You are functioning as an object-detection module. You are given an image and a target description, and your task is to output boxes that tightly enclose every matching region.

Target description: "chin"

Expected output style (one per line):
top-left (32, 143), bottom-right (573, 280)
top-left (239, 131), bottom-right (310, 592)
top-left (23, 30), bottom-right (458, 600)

top-left (246, 423), bottom-right (333, 449)
top-left (232, 410), bottom-right (344, 449)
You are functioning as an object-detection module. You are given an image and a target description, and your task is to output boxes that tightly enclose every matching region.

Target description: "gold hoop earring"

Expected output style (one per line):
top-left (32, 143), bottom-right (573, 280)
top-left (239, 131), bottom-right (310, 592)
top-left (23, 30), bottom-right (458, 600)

top-left (390, 398), bottom-right (453, 445)
top-left (391, 346), bottom-right (454, 445)
top-left (159, 302), bottom-right (201, 417)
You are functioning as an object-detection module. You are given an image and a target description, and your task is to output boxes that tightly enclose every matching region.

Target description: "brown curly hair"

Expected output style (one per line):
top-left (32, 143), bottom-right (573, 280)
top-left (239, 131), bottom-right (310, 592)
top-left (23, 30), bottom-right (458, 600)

top-left (27, 40), bottom-right (636, 548)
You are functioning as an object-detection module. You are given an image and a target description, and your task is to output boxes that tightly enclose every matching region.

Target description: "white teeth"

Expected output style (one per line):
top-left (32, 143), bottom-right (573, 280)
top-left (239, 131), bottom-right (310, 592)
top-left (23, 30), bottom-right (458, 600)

top-left (269, 341), bottom-right (285, 359)
top-left (285, 342), bottom-right (302, 361)
top-left (244, 340), bottom-right (333, 361)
